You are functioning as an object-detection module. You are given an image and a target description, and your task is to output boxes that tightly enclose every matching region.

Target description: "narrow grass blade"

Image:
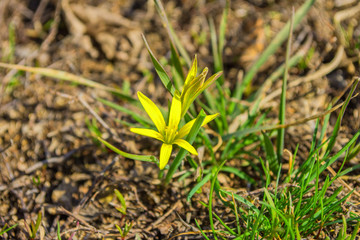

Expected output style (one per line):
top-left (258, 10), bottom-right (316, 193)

top-left (170, 41), bottom-right (185, 90)
top-left (97, 136), bottom-right (158, 163)
top-left (213, 210), bottom-right (237, 235)
top-left (194, 219), bottom-right (211, 240)
top-left (317, 131), bottom-right (360, 180)
top-left (35, 212), bottom-right (42, 234)
top-left (142, 34), bottom-right (175, 95)
top-left (115, 224), bottom-right (123, 236)
top-left (220, 189), bottom-right (260, 214)
top-left (250, 208), bottom-right (265, 240)
top-left (220, 166), bottom-right (256, 184)
top-left (326, 78), bottom-right (359, 153)
top-left (261, 131), bottom-right (279, 175)
top-left (261, 201), bottom-right (295, 238)
top-left (0, 62), bottom-right (134, 102)
top-left (209, 18), bottom-right (221, 80)
top-left (0, 223), bottom-right (18, 236)
top-left (250, 46), bottom-right (310, 116)
top-left (348, 142), bottom-right (360, 161)
top-left (114, 189), bottom-right (127, 215)
top-left (209, 161), bottom-right (227, 239)
top-left (263, 189), bottom-right (277, 228)
top-left (232, 192), bottom-right (241, 236)
top-left (57, 222), bottom-right (62, 240)
top-left (229, 0), bottom-right (316, 113)
top-left (165, 110), bottom-right (206, 184)
top-left (350, 221), bottom-right (360, 240)
top-left (218, 1), bottom-right (229, 68)
top-left (208, 16), bottom-right (228, 131)
top-left (97, 97), bottom-right (152, 127)
top-left (277, 9), bottom-right (294, 161)
top-left (223, 97), bottom-right (355, 141)
top-left (187, 172), bottom-right (212, 201)
top-left (337, 216), bottom-right (347, 240)
top-left (154, 0), bottom-right (191, 66)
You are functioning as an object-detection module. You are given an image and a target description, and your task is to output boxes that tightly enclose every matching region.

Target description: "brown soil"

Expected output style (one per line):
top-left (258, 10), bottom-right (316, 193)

top-left (0, 0), bottom-right (359, 239)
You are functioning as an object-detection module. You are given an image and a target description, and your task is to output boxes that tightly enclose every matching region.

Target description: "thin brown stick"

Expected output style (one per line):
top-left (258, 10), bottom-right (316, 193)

top-left (25, 145), bottom-right (91, 174)
top-left (261, 46), bottom-right (345, 107)
top-left (56, 206), bottom-right (96, 230)
top-left (326, 166), bottom-right (360, 199)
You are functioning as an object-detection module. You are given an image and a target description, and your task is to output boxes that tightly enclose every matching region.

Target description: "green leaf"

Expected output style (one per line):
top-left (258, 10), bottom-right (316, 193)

top-left (114, 189), bottom-right (127, 215)
top-left (220, 166), bottom-right (256, 184)
top-left (263, 189), bottom-right (277, 223)
top-left (317, 131), bottom-right (360, 180)
top-left (220, 189), bottom-right (260, 215)
top-left (277, 10), bottom-right (294, 161)
top-left (115, 224), bottom-right (123, 236)
top-left (35, 212), bottom-right (42, 235)
top-left (165, 110), bottom-right (206, 184)
top-left (350, 221), bottom-right (360, 240)
top-left (153, 0), bottom-right (191, 66)
top-left (0, 223), bottom-right (18, 236)
top-left (97, 97), bottom-right (152, 127)
top-left (124, 222), bottom-right (133, 235)
top-left (194, 219), bottom-right (211, 240)
top-left (326, 79), bottom-right (359, 153)
top-left (187, 172), bottom-right (212, 201)
top-left (170, 41), bottom-right (185, 90)
top-left (262, 131), bottom-right (279, 175)
top-left (57, 222), bottom-right (62, 240)
top-left (97, 137), bottom-right (158, 163)
top-left (142, 34), bottom-right (175, 95)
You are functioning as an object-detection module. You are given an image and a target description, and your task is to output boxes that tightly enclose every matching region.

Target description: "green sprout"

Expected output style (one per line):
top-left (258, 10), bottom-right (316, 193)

top-left (115, 222), bottom-right (133, 240)
top-left (114, 189), bottom-right (127, 216)
top-left (0, 223), bottom-right (18, 236)
top-left (24, 212), bottom-right (42, 240)
top-left (114, 189), bottom-right (133, 240)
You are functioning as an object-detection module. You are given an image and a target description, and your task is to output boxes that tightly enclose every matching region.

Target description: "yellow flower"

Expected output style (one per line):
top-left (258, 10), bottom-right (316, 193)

top-left (131, 91), bottom-right (219, 169)
top-left (180, 55), bottom-right (223, 118)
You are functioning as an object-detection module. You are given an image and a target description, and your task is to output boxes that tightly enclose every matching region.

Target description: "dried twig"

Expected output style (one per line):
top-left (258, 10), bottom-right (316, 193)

top-left (25, 145), bottom-right (91, 174)
top-left (56, 206), bottom-right (96, 231)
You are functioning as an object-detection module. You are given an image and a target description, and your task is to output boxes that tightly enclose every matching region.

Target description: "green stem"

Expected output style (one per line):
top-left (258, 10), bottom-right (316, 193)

top-left (165, 110), bottom-right (206, 184)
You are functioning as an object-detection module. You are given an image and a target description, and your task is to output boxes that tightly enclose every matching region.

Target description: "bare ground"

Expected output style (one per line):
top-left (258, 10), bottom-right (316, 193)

top-left (0, 0), bottom-right (360, 239)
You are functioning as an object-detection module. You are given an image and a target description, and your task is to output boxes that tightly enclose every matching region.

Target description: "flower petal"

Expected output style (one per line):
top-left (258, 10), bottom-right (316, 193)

top-left (201, 71), bottom-right (223, 93)
top-left (130, 128), bottom-right (164, 142)
top-left (159, 143), bottom-right (172, 170)
top-left (177, 113), bottom-right (220, 139)
top-left (137, 91), bottom-right (166, 133)
top-left (184, 55), bottom-right (197, 85)
top-left (168, 90), bottom-right (181, 131)
top-left (180, 68), bottom-right (208, 118)
top-left (173, 139), bottom-right (198, 155)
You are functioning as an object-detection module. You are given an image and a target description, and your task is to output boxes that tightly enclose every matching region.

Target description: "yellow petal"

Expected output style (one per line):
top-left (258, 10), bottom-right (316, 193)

top-left (130, 128), bottom-right (164, 142)
top-left (177, 113), bottom-right (219, 139)
top-left (186, 70), bottom-right (219, 109)
top-left (201, 71), bottom-right (223, 92)
top-left (137, 91), bottom-right (166, 133)
top-left (173, 139), bottom-right (198, 155)
top-left (159, 143), bottom-right (172, 170)
top-left (180, 68), bottom-right (209, 117)
top-left (184, 55), bottom-right (197, 86)
top-left (168, 90), bottom-right (181, 131)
